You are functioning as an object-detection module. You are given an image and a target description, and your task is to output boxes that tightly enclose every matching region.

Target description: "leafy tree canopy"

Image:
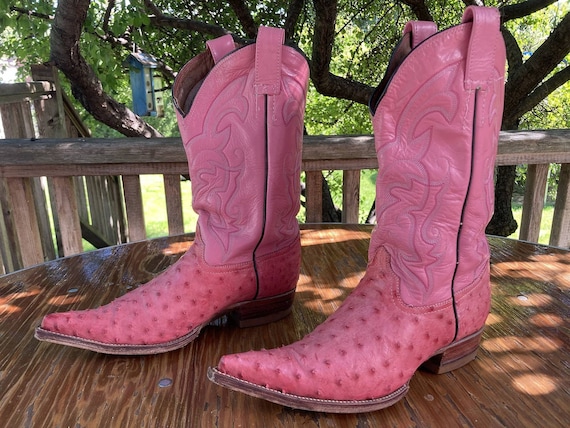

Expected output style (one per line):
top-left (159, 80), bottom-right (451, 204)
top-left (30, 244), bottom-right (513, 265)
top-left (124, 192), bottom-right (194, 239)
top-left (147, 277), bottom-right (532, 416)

top-left (1, 0), bottom-right (568, 234)
top-left (1, 0), bottom-right (568, 137)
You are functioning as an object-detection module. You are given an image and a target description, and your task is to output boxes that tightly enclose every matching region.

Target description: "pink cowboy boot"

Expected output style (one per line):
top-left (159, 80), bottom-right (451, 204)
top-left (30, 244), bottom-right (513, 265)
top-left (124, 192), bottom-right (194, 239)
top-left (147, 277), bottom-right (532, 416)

top-left (35, 26), bottom-right (309, 355)
top-left (209, 6), bottom-right (506, 412)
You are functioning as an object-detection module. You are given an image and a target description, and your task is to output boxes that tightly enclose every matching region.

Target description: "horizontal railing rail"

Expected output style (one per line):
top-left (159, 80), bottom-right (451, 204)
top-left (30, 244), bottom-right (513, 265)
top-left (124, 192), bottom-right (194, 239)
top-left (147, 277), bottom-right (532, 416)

top-left (1, 129), bottom-right (569, 273)
top-left (1, 130), bottom-right (570, 172)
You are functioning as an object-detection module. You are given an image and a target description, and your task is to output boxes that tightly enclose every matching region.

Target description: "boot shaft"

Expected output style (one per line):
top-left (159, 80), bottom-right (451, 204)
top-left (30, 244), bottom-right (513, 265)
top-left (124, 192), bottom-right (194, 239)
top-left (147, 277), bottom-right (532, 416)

top-left (172, 28), bottom-right (309, 266)
top-left (370, 7), bottom-right (506, 306)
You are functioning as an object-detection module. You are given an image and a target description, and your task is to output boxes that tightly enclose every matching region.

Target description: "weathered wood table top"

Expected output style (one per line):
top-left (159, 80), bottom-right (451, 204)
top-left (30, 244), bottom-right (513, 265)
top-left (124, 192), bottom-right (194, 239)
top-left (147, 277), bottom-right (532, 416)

top-left (1, 225), bottom-right (568, 427)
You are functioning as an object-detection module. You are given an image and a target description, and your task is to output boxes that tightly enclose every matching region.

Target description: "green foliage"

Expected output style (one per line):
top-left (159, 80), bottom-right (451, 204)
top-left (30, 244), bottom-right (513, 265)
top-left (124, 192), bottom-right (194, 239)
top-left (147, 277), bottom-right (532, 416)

top-left (0, 1), bottom-right (54, 80)
top-left (305, 84), bottom-right (373, 135)
top-left (515, 163), bottom-right (562, 203)
top-left (504, 1), bottom-right (570, 130)
top-left (1, 0), bottom-right (568, 222)
top-left (3, 0), bottom-right (567, 137)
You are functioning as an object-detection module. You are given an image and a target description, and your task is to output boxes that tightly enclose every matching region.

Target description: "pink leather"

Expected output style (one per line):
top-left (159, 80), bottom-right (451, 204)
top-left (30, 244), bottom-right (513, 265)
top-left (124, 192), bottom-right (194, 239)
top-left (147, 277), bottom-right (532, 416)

top-left (41, 234), bottom-right (256, 346)
top-left (369, 5), bottom-right (505, 307)
top-left (255, 26), bottom-right (285, 95)
top-left (403, 21), bottom-right (437, 47)
top-left (175, 28), bottom-right (308, 266)
top-left (218, 247), bottom-right (459, 401)
top-left (37, 28), bottom-right (309, 352)
top-left (206, 34), bottom-right (236, 64)
top-left (454, 7), bottom-right (505, 338)
top-left (214, 6), bottom-right (506, 406)
top-left (463, 6), bottom-right (502, 89)
top-left (39, 233), bottom-right (300, 347)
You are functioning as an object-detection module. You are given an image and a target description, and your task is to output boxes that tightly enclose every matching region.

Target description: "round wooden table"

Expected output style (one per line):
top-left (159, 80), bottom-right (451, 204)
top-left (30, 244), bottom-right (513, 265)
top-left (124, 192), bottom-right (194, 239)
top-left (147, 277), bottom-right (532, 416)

top-left (0, 225), bottom-right (568, 427)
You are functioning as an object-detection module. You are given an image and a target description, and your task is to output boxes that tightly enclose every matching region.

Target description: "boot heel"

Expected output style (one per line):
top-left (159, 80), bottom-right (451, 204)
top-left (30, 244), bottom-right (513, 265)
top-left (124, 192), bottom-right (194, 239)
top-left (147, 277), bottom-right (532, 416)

top-left (229, 289), bottom-right (295, 328)
top-left (421, 329), bottom-right (483, 374)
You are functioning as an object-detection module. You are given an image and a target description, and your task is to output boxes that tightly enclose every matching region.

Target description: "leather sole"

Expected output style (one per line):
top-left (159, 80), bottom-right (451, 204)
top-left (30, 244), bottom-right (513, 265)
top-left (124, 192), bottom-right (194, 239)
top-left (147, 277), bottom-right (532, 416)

top-left (208, 329), bottom-right (483, 413)
top-left (34, 289), bottom-right (295, 355)
top-left (208, 367), bottom-right (409, 413)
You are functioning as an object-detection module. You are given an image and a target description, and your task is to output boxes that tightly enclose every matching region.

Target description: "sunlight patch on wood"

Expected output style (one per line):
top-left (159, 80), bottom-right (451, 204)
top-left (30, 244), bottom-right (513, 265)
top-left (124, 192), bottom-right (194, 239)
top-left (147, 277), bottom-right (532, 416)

top-left (512, 374), bottom-right (559, 395)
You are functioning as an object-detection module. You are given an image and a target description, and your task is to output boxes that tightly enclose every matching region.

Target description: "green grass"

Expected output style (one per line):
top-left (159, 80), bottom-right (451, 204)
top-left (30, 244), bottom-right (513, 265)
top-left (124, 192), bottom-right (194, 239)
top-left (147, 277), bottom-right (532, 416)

top-left (82, 175), bottom-right (197, 252)
top-left (326, 170), bottom-right (554, 244)
top-left (139, 175), bottom-right (198, 238)
top-left (510, 203), bottom-right (554, 244)
top-left (83, 173), bottom-right (555, 252)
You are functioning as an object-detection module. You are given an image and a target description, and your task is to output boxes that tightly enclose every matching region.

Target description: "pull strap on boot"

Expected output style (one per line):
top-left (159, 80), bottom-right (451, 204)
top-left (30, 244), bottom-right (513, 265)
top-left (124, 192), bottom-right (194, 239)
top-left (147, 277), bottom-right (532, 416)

top-left (35, 27), bottom-right (309, 355)
top-left (209, 6), bottom-right (506, 413)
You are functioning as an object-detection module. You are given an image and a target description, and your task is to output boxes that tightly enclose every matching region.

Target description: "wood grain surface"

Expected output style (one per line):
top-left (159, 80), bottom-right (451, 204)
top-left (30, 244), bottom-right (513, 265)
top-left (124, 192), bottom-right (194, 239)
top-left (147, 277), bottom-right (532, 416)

top-left (1, 225), bottom-right (568, 427)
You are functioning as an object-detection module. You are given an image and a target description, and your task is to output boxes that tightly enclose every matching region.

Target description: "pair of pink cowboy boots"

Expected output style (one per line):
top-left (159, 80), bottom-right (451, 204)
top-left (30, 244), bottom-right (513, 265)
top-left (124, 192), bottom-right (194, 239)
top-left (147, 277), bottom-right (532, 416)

top-left (35, 6), bottom-right (506, 413)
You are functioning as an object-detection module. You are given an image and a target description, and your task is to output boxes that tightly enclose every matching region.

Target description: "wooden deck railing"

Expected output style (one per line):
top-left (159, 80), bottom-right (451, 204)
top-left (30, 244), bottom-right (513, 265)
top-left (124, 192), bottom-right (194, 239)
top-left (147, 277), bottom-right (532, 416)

top-left (1, 129), bottom-right (569, 273)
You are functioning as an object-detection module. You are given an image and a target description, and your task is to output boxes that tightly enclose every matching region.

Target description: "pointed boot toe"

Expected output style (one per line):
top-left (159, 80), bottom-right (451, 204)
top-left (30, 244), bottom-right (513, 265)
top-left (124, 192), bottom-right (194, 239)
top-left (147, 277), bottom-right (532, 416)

top-left (35, 238), bottom-right (299, 354)
top-left (34, 27), bottom-right (309, 355)
top-left (35, 245), bottom-right (237, 354)
top-left (210, 249), bottom-right (486, 412)
top-left (209, 6), bottom-right (506, 412)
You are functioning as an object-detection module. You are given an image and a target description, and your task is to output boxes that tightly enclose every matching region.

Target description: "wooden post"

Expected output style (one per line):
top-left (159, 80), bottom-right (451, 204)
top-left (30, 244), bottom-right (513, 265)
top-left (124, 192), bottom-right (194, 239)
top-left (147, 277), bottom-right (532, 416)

top-left (122, 175), bottom-right (147, 242)
top-left (519, 164), bottom-right (549, 243)
top-left (0, 178), bottom-right (23, 272)
top-left (550, 163), bottom-right (570, 248)
top-left (52, 177), bottom-right (84, 256)
top-left (0, 93), bottom-right (50, 269)
top-left (5, 177), bottom-right (44, 267)
top-left (31, 65), bottom-right (127, 251)
top-left (31, 65), bottom-right (67, 137)
top-left (305, 171), bottom-right (323, 223)
top-left (164, 174), bottom-right (185, 235)
top-left (342, 170), bottom-right (361, 223)
top-left (32, 65), bottom-right (82, 257)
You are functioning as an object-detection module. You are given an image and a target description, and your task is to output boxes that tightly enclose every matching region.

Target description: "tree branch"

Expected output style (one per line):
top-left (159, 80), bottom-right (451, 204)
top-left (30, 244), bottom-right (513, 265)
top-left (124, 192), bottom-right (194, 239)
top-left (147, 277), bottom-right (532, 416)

top-left (311, 0), bottom-right (337, 79)
top-left (50, 0), bottom-right (162, 138)
top-left (10, 6), bottom-right (53, 20)
top-left (143, 0), bottom-right (229, 38)
top-left (399, 0), bottom-right (433, 21)
top-left (142, 0), bottom-right (160, 15)
top-left (462, 0), bottom-right (485, 7)
top-left (228, 0), bottom-right (257, 38)
top-left (148, 14), bottom-right (229, 38)
top-left (510, 65), bottom-right (570, 119)
top-left (504, 11), bottom-right (570, 120)
top-left (310, 0), bottom-right (374, 104)
top-left (94, 31), bottom-right (176, 81)
top-left (284, 0), bottom-right (305, 40)
top-left (501, 25), bottom-right (524, 72)
top-left (102, 0), bottom-right (115, 33)
top-left (500, 0), bottom-right (559, 22)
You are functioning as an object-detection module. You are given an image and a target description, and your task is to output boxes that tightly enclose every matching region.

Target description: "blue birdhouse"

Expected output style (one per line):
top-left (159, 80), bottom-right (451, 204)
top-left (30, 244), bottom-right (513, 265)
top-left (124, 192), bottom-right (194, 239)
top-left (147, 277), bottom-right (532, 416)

top-left (125, 52), bottom-right (165, 117)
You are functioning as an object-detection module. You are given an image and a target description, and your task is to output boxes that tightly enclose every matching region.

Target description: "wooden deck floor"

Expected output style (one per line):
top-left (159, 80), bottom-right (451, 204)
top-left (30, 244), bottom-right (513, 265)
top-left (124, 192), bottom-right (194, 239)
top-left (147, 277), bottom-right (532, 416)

top-left (0, 225), bottom-right (568, 427)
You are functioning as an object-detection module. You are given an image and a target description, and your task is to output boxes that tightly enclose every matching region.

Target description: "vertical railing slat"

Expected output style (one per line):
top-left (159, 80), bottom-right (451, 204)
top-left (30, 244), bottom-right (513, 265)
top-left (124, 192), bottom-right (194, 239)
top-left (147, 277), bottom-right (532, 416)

top-left (163, 174), bottom-right (185, 236)
top-left (122, 175), bottom-right (146, 242)
top-left (0, 178), bottom-right (23, 272)
top-left (52, 176), bottom-right (83, 256)
top-left (5, 177), bottom-right (44, 267)
top-left (305, 171), bottom-right (323, 223)
top-left (550, 163), bottom-right (570, 248)
top-left (342, 170), bottom-right (361, 223)
top-left (519, 163), bottom-right (549, 243)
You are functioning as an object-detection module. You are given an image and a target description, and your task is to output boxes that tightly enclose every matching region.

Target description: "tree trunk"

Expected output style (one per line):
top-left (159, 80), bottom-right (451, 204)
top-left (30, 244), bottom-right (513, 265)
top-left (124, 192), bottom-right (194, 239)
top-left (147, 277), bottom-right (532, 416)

top-left (300, 173), bottom-right (342, 222)
top-left (487, 165), bottom-right (518, 236)
top-left (50, 0), bottom-right (162, 138)
top-left (321, 175), bottom-right (342, 222)
top-left (41, 1), bottom-right (569, 233)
